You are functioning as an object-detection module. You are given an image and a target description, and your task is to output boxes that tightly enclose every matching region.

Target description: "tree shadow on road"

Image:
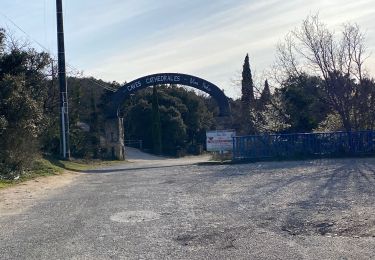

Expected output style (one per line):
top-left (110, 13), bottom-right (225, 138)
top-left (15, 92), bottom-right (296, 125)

top-left (204, 158), bottom-right (375, 238)
top-left (252, 159), bottom-right (375, 237)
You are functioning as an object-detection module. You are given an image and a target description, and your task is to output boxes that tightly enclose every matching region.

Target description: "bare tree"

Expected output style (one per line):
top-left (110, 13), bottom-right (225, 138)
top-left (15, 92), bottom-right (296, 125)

top-left (276, 14), bottom-right (371, 131)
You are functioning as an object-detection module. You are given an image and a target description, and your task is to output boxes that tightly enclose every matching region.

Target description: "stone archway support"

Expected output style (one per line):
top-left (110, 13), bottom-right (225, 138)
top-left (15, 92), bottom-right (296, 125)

top-left (100, 117), bottom-right (125, 160)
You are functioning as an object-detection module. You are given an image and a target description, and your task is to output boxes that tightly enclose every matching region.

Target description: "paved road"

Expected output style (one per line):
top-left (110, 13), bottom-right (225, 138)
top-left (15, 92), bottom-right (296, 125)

top-left (83, 147), bottom-right (212, 172)
top-left (1, 152), bottom-right (375, 259)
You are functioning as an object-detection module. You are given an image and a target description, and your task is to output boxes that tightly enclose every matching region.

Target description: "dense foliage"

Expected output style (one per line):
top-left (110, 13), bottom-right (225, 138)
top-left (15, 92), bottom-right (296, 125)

top-left (236, 15), bottom-right (375, 134)
top-left (122, 85), bottom-right (215, 155)
top-left (0, 29), bottom-right (51, 177)
top-left (275, 15), bottom-right (375, 132)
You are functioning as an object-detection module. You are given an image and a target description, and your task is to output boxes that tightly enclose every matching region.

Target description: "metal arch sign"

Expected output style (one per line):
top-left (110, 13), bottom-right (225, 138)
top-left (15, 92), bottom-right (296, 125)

top-left (124, 73), bottom-right (214, 94)
top-left (111, 73), bottom-right (231, 117)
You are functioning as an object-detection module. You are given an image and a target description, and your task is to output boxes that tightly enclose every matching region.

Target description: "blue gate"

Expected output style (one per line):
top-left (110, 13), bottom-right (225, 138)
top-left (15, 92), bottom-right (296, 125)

top-left (232, 131), bottom-right (375, 161)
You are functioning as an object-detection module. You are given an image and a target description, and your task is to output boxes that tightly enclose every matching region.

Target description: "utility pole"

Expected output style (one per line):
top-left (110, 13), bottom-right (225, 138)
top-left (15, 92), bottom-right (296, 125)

top-left (56, 0), bottom-right (70, 159)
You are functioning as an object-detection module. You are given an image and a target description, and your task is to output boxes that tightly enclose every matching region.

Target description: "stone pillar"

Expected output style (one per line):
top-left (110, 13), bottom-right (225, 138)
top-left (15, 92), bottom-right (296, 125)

top-left (101, 117), bottom-right (125, 160)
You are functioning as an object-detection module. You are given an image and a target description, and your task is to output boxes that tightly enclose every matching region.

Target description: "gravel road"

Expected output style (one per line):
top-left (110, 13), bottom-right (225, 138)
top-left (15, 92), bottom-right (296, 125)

top-left (0, 152), bottom-right (374, 259)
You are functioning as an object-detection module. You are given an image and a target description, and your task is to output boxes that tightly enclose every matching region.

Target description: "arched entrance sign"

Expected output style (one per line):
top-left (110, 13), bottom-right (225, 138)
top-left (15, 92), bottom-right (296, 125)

top-left (111, 73), bottom-right (230, 116)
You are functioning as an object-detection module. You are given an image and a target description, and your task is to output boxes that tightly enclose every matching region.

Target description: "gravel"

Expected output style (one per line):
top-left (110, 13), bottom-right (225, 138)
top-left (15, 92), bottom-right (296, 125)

top-left (0, 156), bottom-right (375, 259)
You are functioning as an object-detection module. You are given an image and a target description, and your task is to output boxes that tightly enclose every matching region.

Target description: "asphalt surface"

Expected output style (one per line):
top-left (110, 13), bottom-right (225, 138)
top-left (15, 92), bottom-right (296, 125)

top-left (1, 151), bottom-right (375, 259)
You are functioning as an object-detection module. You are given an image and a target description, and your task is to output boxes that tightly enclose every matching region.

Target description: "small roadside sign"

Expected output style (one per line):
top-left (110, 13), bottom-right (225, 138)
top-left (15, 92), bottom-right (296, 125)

top-left (206, 130), bottom-right (236, 152)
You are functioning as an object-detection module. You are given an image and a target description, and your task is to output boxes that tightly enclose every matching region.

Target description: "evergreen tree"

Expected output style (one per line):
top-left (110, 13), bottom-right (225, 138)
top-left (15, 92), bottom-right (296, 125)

top-left (0, 30), bottom-right (51, 177)
top-left (240, 54), bottom-right (256, 134)
top-left (122, 85), bottom-right (214, 155)
top-left (241, 54), bottom-right (255, 103)
top-left (280, 74), bottom-right (329, 132)
top-left (259, 79), bottom-right (271, 108)
top-left (152, 86), bottom-right (162, 155)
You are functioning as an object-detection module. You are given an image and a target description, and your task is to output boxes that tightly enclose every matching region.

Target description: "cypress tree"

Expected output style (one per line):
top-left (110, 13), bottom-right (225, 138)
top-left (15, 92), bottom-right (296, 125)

top-left (260, 79), bottom-right (271, 107)
top-left (240, 54), bottom-right (256, 134)
top-left (241, 54), bottom-right (255, 103)
top-left (152, 85), bottom-right (162, 155)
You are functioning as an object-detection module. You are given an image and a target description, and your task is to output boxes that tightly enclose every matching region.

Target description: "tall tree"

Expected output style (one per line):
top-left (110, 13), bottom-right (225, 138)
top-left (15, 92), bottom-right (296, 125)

top-left (280, 74), bottom-right (330, 132)
top-left (0, 30), bottom-right (51, 177)
top-left (241, 54), bottom-right (255, 103)
top-left (121, 85), bottom-right (214, 155)
top-left (152, 86), bottom-right (162, 155)
top-left (240, 54), bottom-right (256, 134)
top-left (259, 79), bottom-right (271, 108)
top-left (276, 15), bottom-right (370, 131)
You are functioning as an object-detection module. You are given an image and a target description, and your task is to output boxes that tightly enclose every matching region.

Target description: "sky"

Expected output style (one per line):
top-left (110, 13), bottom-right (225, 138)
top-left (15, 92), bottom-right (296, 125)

top-left (1, 0), bottom-right (375, 98)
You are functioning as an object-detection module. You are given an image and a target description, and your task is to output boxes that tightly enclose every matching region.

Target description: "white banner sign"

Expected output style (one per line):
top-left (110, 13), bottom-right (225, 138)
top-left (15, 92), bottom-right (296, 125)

top-left (206, 130), bottom-right (236, 152)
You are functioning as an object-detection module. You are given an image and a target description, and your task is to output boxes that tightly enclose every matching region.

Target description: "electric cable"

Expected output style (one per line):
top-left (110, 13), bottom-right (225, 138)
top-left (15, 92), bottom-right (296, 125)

top-left (0, 11), bottom-right (117, 92)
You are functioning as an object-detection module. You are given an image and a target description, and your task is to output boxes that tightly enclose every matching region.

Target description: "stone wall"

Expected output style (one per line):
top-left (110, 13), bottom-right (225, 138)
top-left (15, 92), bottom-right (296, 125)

top-left (100, 117), bottom-right (125, 160)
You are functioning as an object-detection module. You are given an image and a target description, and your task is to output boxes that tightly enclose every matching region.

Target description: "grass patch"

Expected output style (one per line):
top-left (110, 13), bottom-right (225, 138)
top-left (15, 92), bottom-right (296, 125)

top-left (31, 158), bottom-right (64, 176)
top-left (51, 159), bottom-right (93, 172)
top-left (46, 157), bottom-right (126, 172)
top-left (0, 158), bottom-right (63, 189)
top-left (0, 157), bottom-right (126, 189)
top-left (0, 181), bottom-right (13, 189)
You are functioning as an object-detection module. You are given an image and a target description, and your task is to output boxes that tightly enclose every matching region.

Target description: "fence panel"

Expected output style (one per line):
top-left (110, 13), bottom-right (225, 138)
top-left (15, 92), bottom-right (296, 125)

top-left (233, 131), bottom-right (375, 161)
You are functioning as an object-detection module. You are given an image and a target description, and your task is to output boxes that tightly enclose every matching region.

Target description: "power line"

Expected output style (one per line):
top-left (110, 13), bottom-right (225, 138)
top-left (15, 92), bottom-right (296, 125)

top-left (65, 64), bottom-right (117, 92)
top-left (0, 12), bottom-right (49, 53)
top-left (0, 11), bottom-right (117, 92)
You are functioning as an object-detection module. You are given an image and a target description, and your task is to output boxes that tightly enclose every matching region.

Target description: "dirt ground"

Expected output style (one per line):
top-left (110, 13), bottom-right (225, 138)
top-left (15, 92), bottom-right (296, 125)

top-left (0, 171), bottom-right (79, 216)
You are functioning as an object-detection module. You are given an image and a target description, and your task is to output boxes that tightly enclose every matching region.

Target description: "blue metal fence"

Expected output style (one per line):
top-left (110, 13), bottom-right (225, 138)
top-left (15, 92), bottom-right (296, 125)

top-left (232, 131), bottom-right (375, 161)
